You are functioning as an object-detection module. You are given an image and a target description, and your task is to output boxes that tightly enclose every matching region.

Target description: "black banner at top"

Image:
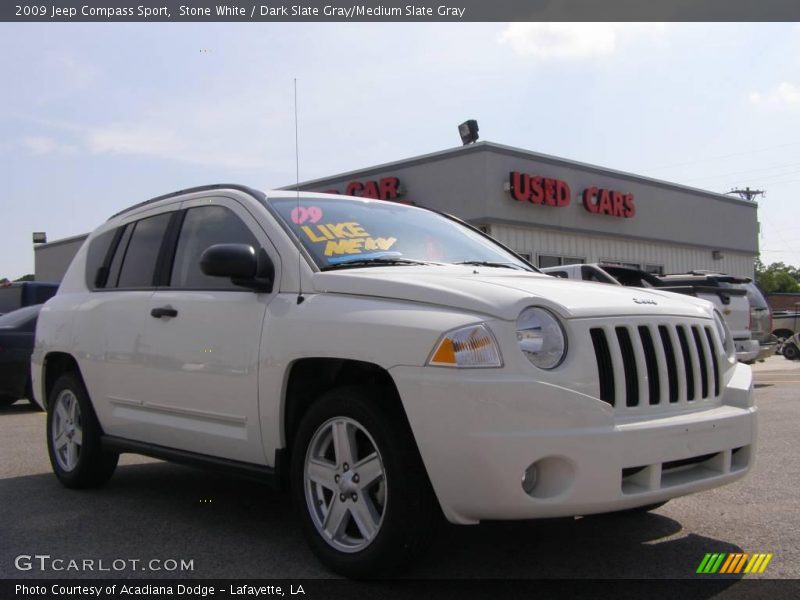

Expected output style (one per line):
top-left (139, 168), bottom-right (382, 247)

top-left (3, 0), bottom-right (800, 22)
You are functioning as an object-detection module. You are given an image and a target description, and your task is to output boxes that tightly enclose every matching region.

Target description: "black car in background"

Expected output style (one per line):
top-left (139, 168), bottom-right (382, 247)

top-left (0, 304), bottom-right (43, 409)
top-left (0, 281), bottom-right (58, 316)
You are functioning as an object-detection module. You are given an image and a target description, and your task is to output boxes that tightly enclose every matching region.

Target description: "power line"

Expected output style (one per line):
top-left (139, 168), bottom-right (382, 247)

top-left (681, 162), bottom-right (800, 184)
top-left (643, 141), bottom-right (800, 173)
top-left (743, 178), bottom-right (800, 188)
top-left (766, 225), bottom-right (800, 235)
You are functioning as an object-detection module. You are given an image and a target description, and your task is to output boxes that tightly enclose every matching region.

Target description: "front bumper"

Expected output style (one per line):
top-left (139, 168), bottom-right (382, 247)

top-left (390, 362), bottom-right (756, 525)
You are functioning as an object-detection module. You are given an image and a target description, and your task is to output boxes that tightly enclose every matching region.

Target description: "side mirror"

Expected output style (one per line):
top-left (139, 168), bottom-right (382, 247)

top-left (199, 244), bottom-right (274, 292)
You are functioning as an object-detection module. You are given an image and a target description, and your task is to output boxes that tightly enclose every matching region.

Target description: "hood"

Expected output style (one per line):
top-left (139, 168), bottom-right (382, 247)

top-left (312, 266), bottom-right (712, 321)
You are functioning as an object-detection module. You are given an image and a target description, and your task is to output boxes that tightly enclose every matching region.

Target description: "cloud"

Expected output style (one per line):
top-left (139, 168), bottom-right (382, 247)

top-left (86, 124), bottom-right (269, 170)
top-left (46, 54), bottom-right (97, 89)
top-left (88, 127), bottom-right (177, 157)
top-left (21, 136), bottom-right (78, 156)
top-left (497, 23), bottom-right (668, 59)
top-left (749, 82), bottom-right (800, 110)
top-left (16, 92), bottom-right (293, 171)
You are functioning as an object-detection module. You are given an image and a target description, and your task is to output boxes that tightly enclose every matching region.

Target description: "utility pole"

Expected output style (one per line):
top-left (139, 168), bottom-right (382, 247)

top-left (727, 187), bottom-right (765, 201)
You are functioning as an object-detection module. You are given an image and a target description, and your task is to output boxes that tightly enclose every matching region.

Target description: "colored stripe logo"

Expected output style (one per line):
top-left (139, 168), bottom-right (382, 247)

top-left (696, 553), bottom-right (773, 574)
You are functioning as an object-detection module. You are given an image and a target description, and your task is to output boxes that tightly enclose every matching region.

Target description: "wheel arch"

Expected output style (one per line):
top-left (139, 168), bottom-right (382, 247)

top-left (282, 358), bottom-right (405, 452)
top-left (42, 352), bottom-right (83, 411)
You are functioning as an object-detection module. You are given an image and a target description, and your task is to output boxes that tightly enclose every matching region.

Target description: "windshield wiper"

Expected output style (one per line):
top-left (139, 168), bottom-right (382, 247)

top-left (321, 257), bottom-right (432, 271)
top-left (453, 261), bottom-right (526, 270)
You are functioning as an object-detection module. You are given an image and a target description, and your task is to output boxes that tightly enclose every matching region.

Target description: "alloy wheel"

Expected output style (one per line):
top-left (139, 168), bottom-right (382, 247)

top-left (51, 389), bottom-right (83, 472)
top-left (303, 416), bottom-right (387, 553)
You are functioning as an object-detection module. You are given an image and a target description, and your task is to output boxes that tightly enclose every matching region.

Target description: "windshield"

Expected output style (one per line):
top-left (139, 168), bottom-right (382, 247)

top-left (268, 196), bottom-right (533, 271)
top-left (603, 266), bottom-right (663, 288)
top-left (716, 281), bottom-right (768, 309)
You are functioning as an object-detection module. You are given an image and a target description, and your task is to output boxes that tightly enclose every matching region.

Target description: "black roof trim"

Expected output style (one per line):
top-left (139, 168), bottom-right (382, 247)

top-left (108, 184), bottom-right (265, 221)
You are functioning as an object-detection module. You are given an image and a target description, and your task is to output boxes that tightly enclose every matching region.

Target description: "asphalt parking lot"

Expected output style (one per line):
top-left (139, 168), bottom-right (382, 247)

top-left (1, 357), bottom-right (798, 582)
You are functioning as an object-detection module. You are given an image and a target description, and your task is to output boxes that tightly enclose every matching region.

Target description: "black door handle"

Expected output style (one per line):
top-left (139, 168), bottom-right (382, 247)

top-left (150, 306), bottom-right (178, 319)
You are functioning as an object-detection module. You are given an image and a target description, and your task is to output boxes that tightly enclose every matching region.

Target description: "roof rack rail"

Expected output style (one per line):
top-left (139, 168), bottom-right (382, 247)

top-left (107, 184), bottom-right (265, 221)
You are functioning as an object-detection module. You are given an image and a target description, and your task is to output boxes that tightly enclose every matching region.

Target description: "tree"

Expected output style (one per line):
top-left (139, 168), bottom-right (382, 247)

top-left (14, 274), bottom-right (35, 282)
top-left (755, 259), bottom-right (800, 293)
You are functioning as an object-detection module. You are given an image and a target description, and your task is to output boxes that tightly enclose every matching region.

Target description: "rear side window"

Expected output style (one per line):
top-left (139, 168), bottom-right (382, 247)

top-left (116, 213), bottom-right (172, 289)
top-left (85, 230), bottom-right (118, 289)
top-left (169, 205), bottom-right (259, 290)
top-left (105, 225), bottom-right (133, 288)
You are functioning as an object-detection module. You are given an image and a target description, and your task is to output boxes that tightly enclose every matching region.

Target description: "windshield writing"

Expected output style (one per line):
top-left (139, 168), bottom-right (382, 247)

top-left (269, 197), bottom-right (532, 270)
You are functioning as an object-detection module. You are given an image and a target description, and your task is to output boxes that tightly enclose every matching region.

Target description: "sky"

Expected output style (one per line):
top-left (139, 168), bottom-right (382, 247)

top-left (1, 22), bottom-right (799, 279)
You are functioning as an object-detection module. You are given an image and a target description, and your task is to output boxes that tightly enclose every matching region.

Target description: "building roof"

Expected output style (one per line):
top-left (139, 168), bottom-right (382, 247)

top-left (33, 233), bottom-right (88, 250)
top-left (284, 140), bottom-right (757, 209)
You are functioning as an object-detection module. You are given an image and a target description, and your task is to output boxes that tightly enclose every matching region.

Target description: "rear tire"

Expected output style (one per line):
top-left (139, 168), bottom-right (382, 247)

top-left (291, 385), bottom-right (438, 577)
top-left (46, 372), bottom-right (118, 488)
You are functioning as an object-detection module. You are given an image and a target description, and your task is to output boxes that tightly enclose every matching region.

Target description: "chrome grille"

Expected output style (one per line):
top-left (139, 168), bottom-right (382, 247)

top-left (590, 322), bottom-right (721, 411)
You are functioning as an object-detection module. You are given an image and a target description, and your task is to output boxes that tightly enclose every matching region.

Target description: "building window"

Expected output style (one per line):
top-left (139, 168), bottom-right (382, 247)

top-left (644, 264), bottom-right (664, 275)
top-left (602, 259), bottom-right (641, 270)
top-left (515, 251), bottom-right (532, 262)
top-left (537, 254), bottom-right (585, 268)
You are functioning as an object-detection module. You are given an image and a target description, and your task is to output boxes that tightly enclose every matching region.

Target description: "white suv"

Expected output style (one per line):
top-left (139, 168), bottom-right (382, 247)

top-left (33, 185), bottom-right (756, 576)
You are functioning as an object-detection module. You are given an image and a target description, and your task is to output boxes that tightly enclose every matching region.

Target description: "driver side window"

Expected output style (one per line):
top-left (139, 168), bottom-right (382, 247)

top-left (170, 204), bottom-right (259, 290)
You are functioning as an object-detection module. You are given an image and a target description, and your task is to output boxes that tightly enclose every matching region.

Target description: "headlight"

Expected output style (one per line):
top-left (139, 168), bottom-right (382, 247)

top-left (516, 307), bottom-right (567, 369)
top-left (428, 324), bottom-right (502, 368)
top-left (713, 310), bottom-right (735, 361)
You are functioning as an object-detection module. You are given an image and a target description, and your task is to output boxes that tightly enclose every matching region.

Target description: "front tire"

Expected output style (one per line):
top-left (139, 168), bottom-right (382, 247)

top-left (46, 372), bottom-right (118, 488)
top-left (291, 386), bottom-right (438, 577)
top-left (783, 343), bottom-right (799, 361)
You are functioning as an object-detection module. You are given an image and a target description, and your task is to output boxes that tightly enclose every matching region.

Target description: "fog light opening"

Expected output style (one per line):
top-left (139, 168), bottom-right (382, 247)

top-left (521, 456), bottom-right (576, 500)
top-left (522, 464), bottom-right (538, 495)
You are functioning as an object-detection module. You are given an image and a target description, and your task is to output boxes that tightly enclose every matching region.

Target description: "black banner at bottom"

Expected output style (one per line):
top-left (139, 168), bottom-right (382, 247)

top-left (3, 579), bottom-right (800, 600)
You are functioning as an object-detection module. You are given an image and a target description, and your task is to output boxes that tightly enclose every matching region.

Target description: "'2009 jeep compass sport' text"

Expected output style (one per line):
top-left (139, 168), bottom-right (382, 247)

top-left (33, 185), bottom-right (756, 576)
